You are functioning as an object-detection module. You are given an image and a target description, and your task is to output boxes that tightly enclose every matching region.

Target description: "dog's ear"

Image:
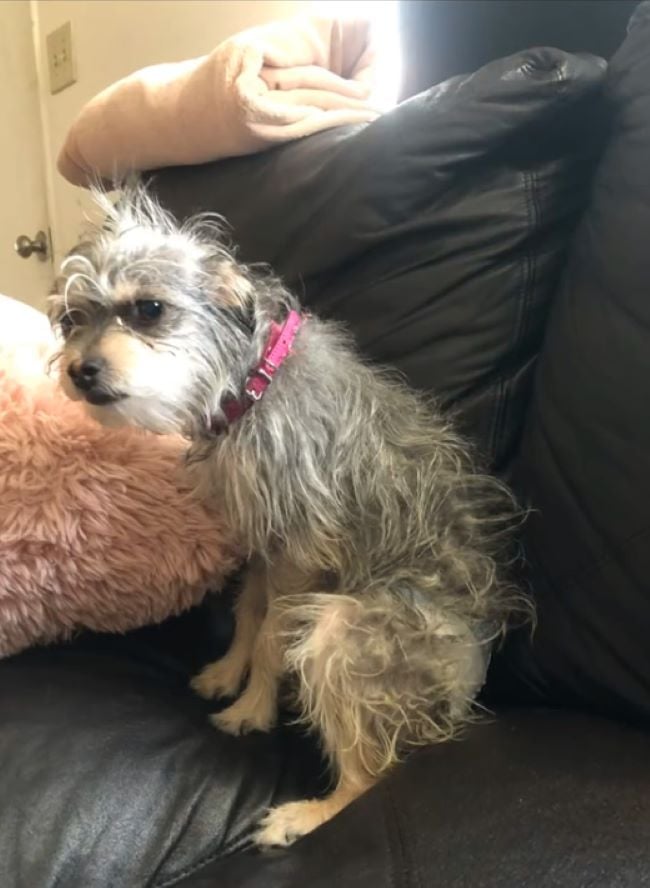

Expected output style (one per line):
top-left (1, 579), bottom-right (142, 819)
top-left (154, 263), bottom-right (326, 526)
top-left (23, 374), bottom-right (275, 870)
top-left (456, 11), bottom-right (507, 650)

top-left (229, 298), bottom-right (256, 334)
top-left (210, 258), bottom-right (257, 333)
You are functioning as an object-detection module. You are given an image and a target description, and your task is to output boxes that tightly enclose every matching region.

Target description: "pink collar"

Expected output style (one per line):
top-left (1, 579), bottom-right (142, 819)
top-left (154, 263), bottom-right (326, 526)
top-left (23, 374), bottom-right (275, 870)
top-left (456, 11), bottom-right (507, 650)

top-left (212, 310), bottom-right (303, 434)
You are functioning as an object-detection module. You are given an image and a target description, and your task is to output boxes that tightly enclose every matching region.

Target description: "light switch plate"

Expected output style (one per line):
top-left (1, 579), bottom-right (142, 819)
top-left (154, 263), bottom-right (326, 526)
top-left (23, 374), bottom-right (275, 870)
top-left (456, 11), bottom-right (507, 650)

top-left (47, 21), bottom-right (76, 94)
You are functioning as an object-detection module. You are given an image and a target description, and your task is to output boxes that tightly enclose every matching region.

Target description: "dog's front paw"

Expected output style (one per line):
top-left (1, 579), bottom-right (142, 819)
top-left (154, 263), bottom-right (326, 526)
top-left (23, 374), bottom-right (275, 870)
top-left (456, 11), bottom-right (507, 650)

top-left (210, 696), bottom-right (277, 736)
top-left (190, 657), bottom-right (246, 700)
top-left (255, 800), bottom-right (328, 848)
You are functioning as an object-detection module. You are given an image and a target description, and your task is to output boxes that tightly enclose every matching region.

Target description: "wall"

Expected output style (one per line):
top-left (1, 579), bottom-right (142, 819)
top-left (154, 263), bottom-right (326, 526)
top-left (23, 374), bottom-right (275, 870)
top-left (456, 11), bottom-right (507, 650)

top-left (32, 0), bottom-right (311, 261)
top-left (0, 1), bottom-right (52, 307)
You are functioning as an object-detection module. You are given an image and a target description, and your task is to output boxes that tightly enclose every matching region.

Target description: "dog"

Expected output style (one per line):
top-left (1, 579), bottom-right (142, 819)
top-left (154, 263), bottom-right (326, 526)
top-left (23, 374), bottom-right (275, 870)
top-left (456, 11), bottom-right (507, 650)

top-left (50, 184), bottom-right (524, 847)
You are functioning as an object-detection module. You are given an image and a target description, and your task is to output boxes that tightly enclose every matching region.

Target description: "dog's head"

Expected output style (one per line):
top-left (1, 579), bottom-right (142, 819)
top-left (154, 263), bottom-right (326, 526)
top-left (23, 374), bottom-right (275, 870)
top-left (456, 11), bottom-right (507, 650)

top-left (50, 185), bottom-right (288, 436)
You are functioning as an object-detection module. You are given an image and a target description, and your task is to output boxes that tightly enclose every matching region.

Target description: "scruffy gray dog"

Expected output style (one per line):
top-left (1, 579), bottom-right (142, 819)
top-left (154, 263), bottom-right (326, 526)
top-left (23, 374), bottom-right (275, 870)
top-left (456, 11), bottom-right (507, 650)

top-left (50, 185), bottom-right (523, 847)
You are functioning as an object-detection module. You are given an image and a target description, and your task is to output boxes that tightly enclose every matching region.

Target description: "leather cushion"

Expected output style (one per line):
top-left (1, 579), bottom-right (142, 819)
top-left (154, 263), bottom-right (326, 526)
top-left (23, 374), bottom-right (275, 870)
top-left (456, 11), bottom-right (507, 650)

top-left (0, 611), bottom-right (326, 888)
top-left (3, 627), bottom-right (647, 888)
top-left (174, 709), bottom-right (650, 888)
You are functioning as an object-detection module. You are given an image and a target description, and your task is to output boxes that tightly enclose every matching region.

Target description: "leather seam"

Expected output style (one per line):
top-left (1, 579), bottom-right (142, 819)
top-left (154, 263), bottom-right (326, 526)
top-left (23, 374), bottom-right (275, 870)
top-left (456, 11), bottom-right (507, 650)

top-left (489, 166), bottom-right (538, 465)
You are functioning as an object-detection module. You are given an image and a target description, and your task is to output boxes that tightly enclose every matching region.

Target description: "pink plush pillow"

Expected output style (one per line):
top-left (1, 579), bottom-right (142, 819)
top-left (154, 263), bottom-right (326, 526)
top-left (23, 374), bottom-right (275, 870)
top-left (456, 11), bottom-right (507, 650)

top-left (0, 295), bottom-right (238, 658)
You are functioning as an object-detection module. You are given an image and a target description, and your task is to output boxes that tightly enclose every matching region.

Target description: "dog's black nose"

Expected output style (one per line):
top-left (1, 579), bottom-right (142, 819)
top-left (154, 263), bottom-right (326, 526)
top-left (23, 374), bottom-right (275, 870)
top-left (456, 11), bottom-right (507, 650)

top-left (68, 358), bottom-right (105, 391)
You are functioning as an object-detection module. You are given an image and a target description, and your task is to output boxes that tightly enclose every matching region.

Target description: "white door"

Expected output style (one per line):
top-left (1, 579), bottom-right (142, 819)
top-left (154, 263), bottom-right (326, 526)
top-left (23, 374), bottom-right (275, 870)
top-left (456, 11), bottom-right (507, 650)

top-left (0, 0), bottom-right (53, 312)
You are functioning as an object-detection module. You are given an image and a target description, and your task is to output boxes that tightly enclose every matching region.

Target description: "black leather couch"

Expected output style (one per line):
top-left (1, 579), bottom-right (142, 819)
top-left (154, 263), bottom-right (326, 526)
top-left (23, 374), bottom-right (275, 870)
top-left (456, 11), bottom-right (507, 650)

top-left (3, 3), bottom-right (650, 886)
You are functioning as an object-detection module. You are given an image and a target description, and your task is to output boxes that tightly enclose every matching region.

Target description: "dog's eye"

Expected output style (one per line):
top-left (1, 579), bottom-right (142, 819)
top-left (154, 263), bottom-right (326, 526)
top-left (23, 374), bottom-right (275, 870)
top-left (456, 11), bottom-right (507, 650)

top-left (58, 310), bottom-right (84, 338)
top-left (133, 299), bottom-right (164, 325)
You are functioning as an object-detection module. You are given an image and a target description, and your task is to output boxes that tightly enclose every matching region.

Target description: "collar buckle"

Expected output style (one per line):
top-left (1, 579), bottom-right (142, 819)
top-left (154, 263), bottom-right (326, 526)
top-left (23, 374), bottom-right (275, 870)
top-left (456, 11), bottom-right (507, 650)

top-left (211, 310), bottom-right (303, 435)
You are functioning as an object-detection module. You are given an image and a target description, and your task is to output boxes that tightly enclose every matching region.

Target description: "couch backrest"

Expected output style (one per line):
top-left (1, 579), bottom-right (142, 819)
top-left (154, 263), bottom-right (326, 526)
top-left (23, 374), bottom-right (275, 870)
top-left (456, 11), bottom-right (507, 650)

top-left (151, 47), bottom-right (606, 474)
top-left (490, 1), bottom-right (650, 723)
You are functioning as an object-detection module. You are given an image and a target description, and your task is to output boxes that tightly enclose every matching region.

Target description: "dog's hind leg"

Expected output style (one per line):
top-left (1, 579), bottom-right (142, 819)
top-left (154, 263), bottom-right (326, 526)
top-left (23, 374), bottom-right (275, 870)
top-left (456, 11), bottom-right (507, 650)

top-left (255, 590), bottom-right (486, 847)
top-left (254, 594), bottom-right (375, 846)
top-left (256, 763), bottom-right (372, 848)
top-left (191, 558), bottom-right (267, 700)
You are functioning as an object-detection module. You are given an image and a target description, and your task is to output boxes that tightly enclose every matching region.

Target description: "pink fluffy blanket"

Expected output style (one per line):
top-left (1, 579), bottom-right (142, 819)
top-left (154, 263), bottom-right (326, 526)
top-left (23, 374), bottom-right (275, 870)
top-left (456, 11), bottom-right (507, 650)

top-left (58, 14), bottom-right (379, 186)
top-left (0, 295), bottom-right (239, 658)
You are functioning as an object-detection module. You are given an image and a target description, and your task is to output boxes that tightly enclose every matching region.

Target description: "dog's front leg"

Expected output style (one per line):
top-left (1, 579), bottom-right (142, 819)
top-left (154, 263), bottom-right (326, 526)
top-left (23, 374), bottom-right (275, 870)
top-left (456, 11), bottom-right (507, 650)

top-left (191, 558), bottom-right (267, 700)
top-left (210, 598), bottom-right (283, 736)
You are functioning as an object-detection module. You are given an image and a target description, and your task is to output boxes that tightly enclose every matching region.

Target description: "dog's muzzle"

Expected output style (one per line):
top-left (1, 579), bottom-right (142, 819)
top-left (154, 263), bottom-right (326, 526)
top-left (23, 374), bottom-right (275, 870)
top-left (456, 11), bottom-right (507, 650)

top-left (67, 359), bottom-right (124, 405)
